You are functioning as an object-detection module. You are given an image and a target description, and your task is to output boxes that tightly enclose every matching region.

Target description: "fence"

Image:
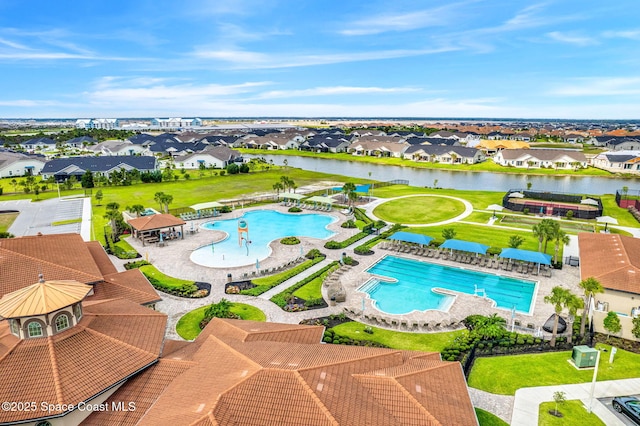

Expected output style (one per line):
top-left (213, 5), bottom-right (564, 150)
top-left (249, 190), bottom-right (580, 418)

top-left (616, 189), bottom-right (640, 209)
top-left (502, 189), bottom-right (603, 219)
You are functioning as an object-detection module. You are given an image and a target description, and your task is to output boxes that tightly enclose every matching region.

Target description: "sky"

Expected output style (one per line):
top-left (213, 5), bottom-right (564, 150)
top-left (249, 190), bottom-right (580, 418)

top-left (0, 1), bottom-right (639, 119)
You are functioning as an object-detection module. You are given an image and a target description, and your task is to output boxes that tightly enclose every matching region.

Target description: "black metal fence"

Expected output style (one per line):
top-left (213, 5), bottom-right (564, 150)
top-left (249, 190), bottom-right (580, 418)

top-left (502, 189), bottom-right (603, 219)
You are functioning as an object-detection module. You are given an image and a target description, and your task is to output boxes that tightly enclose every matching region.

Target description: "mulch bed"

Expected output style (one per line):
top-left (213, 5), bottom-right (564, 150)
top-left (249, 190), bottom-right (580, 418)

top-left (225, 280), bottom-right (255, 294)
top-left (300, 315), bottom-right (352, 328)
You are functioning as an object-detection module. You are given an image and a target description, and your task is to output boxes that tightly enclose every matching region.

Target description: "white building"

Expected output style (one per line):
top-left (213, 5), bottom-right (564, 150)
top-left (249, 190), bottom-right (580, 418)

top-left (151, 118), bottom-right (203, 128)
top-left (0, 150), bottom-right (47, 178)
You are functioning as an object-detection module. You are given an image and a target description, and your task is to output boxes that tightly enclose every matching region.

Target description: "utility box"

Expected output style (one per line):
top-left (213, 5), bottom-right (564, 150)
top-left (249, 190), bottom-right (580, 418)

top-left (571, 345), bottom-right (598, 368)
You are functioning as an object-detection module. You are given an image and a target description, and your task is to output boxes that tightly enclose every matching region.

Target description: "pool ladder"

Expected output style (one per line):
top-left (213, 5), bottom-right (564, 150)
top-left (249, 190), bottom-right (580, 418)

top-left (474, 284), bottom-right (487, 298)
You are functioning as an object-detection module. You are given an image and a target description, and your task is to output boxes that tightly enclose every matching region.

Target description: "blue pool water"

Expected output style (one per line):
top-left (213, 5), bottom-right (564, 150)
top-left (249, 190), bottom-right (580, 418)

top-left (190, 210), bottom-right (336, 268)
top-left (361, 256), bottom-right (537, 315)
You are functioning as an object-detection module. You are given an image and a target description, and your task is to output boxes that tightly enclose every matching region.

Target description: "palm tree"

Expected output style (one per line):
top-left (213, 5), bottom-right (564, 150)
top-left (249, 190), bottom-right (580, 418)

top-left (532, 223), bottom-right (546, 252)
top-left (565, 293), bottom-right (583, 344)
top-left (532, 219), bottom-right (556, 253)
top-left (103, 207), bottom-right (121, 241)
top-left (542, 220), bottom-right (559, 254)
top-left (127, 204), bottom-right (145, 217)
top-left (473, 314), bottom-right (507, 340)
top-left (552, 228), bottom-right (570, 264)
top-left (154, 192), bottom-right (165, 211)
top-left (342, 182), bottom-right (357, 206)
top-left (273, 182), bottom-right (284, 199)
top-left (544, 286), bottom-right (581, 347)
top-left (578, 277), bottom-right (604, 337)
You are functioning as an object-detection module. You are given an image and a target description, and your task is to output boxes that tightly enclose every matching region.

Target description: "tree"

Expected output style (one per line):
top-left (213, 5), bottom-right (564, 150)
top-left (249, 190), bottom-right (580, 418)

top-left (552, 391), bottom-right (566, 416)
top-left (342, 182), bottom-right (357, 207)
top-left (565, 293), bottom-right (583, 344)
top-left (273, 182), bottom-right (284, 199)
top-left (81, 170), bottom-right (94, 188)
top-left (226, 163), bottom-right (239, 174)
top-left (622, 186), bottom-right (629, 200)
top-left (508, 235), bottom-right (525, 249)
top-left (154, 192), bottom-right (166, 211)
top-left (127, 204), bottom-right (145, 217)
top-left (103, 203), bottom-right (121, 241)
top-left (526, 181), bottom-right (533, 190)
top-left (441, 228), bottom-right (456, 240)
top-left (473, 314), bottom-right (507, 340)
top-left (10, 179), bottom-right (17, 193)
top-left (551, 228), bottom-right (570, 265)
top-left (578, 277), bottom-right (604, 337)
top-left (603, 311), bottom-right (621, 340)
top-left (632, 316), bottom-right (640, 339)
top-left (95, 189), bottom-right (103, 206)
top-left (544, 286), bottom-right (581, 347)
top-left (532, 219), bottom-right (556, 253)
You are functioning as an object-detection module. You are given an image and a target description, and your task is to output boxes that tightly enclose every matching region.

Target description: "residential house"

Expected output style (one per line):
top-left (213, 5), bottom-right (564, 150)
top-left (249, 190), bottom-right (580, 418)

top-left (174, 145), bottom-right (241, 169)
top-left (563, 133), bottom-right (585, 143)
top-left (475, 139), bottom-right (530, 154)
top-left (486, 131), bottom-right (507, 140)
top-left (300, 136), bottom-right (350, 153)
top-left (86, 140), bottom-right (149, 156)
top-left (592, 151), bottom-right (640, 174)
top-left (151, 118), bottom-right (203, 128)
top-left (511, 132), bottom-right (533, 142)
top-left (75, 118), bottom-right (119, 129)
top-left (588, 136), bottom-right (640, 150)
top-left (0, 149), bottom-right (47, 178)
top-left (578, 233), bottom-right (640, 341)
top-left (348, 140), bottom-right (409, 158)
top-left (41, 155), bottom-right (157, 182)
top-left (242, 135), bottom-right (300, 150)
top-left (63, 135), bottom-right (97, 149)
top-left (20, 137), bottom-right (56, 152)
top-left (493, 149), bottom-right (587, 169)
top-left (405, 145), bottom-right (485, 164)
top-left (421, 137), bottom-right (461, 146)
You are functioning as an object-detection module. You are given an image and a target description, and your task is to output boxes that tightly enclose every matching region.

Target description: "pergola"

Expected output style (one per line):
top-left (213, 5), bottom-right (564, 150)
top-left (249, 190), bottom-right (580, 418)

top-left (499, 248), bottom-right (551, 273)
top-left (127, 214), bottom-right (186, 246)
top-left (279, 193), bottom-right (306, 205)
top-left (389, 231), bottom-right (434, 246)
top-left (306, 195), bottom-right (334, 208)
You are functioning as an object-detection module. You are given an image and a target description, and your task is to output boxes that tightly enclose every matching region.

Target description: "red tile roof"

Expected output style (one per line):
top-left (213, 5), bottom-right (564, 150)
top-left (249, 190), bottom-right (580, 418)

top-left (579, 233), bottom-right (640, 293)
top-left (127, 214), bottom-right (186, 232)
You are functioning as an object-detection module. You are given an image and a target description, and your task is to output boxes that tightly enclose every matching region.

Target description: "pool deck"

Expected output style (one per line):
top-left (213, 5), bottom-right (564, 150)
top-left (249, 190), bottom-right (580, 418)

top-left (119, 201), bottom-right (583, 342)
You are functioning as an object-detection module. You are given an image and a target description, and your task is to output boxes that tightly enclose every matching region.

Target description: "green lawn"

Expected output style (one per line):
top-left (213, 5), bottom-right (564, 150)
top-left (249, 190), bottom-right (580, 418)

top-left (51, 218), bottom-right (82, 226)
top-left (293, 273), bottom-right (323, 300)
top-left (475, 408), bottom-right (508, 426)
top-left (330, 322), bottom-right (467, 352)
top-left (373, 196), bottom-right (466, 224)
top-left (138, 264), bottom-right (195, 289)
top-left (468, 344), bottom-right (640, 395)
top-left (0, 212), bottom-right (18, 233)
top-left (175, 303), bottom-right (266, 340)
top-left (538, 400), bottom-right (606, 426)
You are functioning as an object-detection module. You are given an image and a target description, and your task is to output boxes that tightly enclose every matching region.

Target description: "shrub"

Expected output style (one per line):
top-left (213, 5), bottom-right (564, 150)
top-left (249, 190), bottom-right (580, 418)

top-left (566, 210), bottom-right (574, 220)
top-left (341, 219), bottom-right (356, 228)
top-left (288, 206), bottom-right (302, 213)
top-left (305, 248), bottom-right (322, 259)
top-left (220, 205), bottom-right (232, 213)
top-left (523, 207), bottom-right (530, 215)
top-left (323, 336), bottom-right (332, 343)
top-left (342, 255), bottom-right (354, 265)
top-left (124, 260), bottom-right (151, 269)
top-left (304, 298), bottom-right (325, 307)
top-left (280, 236), bottom-right (300, 245)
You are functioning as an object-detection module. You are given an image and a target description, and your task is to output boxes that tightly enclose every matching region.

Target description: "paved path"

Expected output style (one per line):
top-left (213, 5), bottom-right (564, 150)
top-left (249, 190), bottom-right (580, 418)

top-left (511, 378), bottom-right (640, 425)
top-left (468, 388), bottom-right (514, 424)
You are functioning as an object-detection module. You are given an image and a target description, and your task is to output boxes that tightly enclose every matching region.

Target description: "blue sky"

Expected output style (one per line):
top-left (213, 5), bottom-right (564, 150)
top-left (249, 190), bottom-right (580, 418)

top-left (0, 0), bottom-right (639, 119)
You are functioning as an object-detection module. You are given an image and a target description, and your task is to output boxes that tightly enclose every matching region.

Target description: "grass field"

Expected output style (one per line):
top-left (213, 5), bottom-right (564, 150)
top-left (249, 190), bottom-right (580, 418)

top-left (373, 196), bottom-right (466, 224)
top-left (475, 408), bottom-right (508, 426)
top-left (175, 303), bottom-right (266, 340)
top-left (468, 344), bottom-right (640, 395)
top-left (538, 400), bottom-right (606, 426)
top-left (138, 264), bottom-right (195, 290)
top-left (0, 212), bottom-right (18, 233)
top-left (293, 272), bottom-right (324, 300)
top-left (330, 322), bottom-right (467, 352)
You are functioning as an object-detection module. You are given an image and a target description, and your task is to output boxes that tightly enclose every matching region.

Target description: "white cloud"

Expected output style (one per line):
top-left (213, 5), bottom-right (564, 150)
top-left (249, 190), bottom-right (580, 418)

top-left (549, 77), bottom-right (640, 96)
top-left (340, 7), bottom-right (452, 36)
top-left (192, 47), bottom-right (458, 69)
top-left (602, 29), bottom-right (640, 40)
top-left (546, 31), bottom-right (596, 46)
top-left (256, 86), bottom-right (421, 99)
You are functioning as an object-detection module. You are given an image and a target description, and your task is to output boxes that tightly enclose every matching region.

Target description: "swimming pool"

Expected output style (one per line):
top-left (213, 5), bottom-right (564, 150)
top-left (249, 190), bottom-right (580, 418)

top-left (360, 255), bottom-right (537, 315)
top-left (190, 210), bottom-right (336, 268)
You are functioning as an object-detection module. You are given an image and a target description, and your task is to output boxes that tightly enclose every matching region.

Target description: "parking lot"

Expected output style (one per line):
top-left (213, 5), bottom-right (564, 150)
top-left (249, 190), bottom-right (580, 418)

top-left (600, 396), bottom-right (640, 425)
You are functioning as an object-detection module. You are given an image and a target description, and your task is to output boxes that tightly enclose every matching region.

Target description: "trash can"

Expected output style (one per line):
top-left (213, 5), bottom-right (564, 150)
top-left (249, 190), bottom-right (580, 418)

top-left (227, 273), bottom-right (232, 283)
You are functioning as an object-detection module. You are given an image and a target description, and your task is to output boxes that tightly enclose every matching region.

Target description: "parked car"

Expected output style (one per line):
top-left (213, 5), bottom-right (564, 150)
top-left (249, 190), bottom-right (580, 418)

top-left (613, 396), bottom-right (640, 424)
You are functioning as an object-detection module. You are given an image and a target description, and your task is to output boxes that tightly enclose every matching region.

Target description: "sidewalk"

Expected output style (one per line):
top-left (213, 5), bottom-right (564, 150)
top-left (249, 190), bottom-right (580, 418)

top-left (512, 378), bottom-right (640, 425)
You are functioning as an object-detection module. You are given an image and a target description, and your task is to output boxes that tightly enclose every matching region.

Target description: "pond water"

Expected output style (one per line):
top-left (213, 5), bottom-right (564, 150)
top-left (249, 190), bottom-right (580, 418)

top-left (246, 153), bottom-right (639, 195)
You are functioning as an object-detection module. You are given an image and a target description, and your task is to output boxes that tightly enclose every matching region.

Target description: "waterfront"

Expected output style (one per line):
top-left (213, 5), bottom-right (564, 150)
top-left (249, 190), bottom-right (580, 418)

top-left (247, 154), bottom-right (639, 195)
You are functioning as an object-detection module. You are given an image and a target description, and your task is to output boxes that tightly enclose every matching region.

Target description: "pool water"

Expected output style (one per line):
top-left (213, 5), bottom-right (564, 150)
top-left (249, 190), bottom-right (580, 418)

top-left (361, 256), bottom-right (537, 315)
top-left (190, 210), bottom-right (336, 268)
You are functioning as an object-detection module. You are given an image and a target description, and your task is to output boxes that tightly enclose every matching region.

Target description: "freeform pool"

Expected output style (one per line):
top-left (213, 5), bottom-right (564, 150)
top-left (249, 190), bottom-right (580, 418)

top-left (190, 210), bottom-right (336, 268)
top-left (360, 255), bottom-right (537, 315)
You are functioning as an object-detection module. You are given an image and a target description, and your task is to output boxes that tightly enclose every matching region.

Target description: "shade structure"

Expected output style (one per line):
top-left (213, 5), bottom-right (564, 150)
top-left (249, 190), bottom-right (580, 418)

top-left (440, 239), bottom-right (489, 255)
top-left (580, 198), bottom-right (599, 206)
top-left (306, 195), bottom-right (334, 205)
top-left (278, 193), bottom-right (306, 200)
top-left (190, 201), bottom-right (224, 211)
top-left (388, 231), bottom-right (434, 246)
top-left (499, 248), bottom-right (551, 265)
top-left (0, 279), bottom-right (92, 318)
top-left (332, 184), bottom-right (371, 193)
top-left (596, 215), bottom-right (618, 232)
top-left (508, 192), bottom-right (525, 198)
top-left (487, 204), bottom-right (504, 211)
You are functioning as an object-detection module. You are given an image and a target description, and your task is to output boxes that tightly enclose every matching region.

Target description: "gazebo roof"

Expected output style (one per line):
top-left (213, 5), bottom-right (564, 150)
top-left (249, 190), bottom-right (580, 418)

top-left (278, 193), bottom-right (306, 200)
top-left (306, 195), bottom-right (334, 204)
top-left (127, 214), bottom-right (186, 232)
top-left (0, 278), bottom-right (92, 318)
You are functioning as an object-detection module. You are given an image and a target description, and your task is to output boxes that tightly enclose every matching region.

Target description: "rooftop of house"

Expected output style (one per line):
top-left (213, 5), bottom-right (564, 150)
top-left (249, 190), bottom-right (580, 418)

top-left (579, 233), bottom-right (640, 294)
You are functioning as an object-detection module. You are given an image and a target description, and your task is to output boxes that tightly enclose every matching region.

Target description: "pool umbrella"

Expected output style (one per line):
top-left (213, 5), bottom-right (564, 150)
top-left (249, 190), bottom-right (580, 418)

top-left (596, 216), bottom-right (618, 232)
top-left (487, 204), bottom-right (503, 218)
top-left (211, 241), bottom-right (215, 253)
top-left (256, 258), bottom-right (260, 271)
top-left (508, 192), bottom-right (525, 198)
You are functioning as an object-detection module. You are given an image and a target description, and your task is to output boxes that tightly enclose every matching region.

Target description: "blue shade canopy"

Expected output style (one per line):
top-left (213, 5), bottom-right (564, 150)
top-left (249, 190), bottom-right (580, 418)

top-left (499, 248), bottom-right (552, 265)
top-left (440, 239), bottom-right (489, 254)
top-left (332, 184), bottom-right (371, 193)
top-left (388, 231), bottom-right (434, 245)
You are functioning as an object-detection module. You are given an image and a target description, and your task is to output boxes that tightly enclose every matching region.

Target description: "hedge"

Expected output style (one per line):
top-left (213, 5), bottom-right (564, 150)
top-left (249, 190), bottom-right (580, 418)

top-left (240, 255), bottom-right (325, 296)
top-left (270, 261), bottom-right (340, 308)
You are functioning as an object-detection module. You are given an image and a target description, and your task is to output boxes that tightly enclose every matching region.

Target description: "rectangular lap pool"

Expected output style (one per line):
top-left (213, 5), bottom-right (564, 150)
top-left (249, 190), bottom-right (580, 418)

top-left (359, 255), bottom-right (537, 315)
